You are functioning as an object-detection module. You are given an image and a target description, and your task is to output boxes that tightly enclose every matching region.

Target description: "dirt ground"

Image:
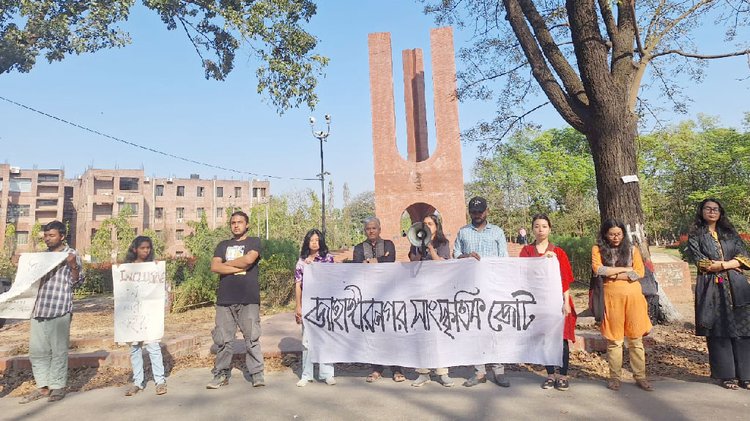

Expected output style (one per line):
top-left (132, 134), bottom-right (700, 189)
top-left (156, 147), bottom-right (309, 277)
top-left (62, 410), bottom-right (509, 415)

top-left (1, 288), bottom-right (711, 398)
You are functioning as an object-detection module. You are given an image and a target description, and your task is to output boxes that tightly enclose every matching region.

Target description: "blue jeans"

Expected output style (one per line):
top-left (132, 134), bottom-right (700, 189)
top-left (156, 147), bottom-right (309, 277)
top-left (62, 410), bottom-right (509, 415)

top-left (130, 342), bottom-right (165, 387)
top-left (301, 324), bottom-right (334, 380)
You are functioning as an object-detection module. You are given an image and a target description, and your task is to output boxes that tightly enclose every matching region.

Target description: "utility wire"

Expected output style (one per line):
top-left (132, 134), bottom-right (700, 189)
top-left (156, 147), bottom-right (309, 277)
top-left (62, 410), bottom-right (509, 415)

top-left (0, 95), bottom-right (319, 181)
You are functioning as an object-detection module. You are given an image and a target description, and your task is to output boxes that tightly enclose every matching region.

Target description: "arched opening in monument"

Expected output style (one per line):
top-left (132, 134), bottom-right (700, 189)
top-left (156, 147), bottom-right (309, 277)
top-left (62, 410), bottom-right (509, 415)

top-left (399, 202), bottom-right (439, 235)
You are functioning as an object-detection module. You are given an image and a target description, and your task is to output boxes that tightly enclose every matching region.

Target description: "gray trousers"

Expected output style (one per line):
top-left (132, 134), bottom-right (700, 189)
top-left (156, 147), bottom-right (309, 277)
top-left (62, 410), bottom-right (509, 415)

top-left (212, 304), bottom-right (264, 376)
top-left (29, 313), bottom-right (71, 389)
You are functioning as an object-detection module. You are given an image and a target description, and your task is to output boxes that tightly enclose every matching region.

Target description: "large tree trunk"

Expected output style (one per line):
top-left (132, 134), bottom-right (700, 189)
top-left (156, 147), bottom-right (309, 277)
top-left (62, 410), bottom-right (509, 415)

top-left (586, 111), bottom-right (681, 323)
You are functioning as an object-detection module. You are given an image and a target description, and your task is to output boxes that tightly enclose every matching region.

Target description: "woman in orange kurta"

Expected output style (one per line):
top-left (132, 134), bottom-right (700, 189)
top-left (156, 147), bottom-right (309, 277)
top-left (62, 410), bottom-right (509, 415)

top-left (519, 214), bottom-right (576, 391)
top-left (591, 219), bottom-right (653, 392)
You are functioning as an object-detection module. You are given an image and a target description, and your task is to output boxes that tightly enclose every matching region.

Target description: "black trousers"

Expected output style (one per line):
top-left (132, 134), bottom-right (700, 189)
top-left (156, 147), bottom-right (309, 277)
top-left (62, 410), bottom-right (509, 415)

top-left (546, 340), bottom-right (570, 376)
top-left (707, 336), bottom-right (750, 380)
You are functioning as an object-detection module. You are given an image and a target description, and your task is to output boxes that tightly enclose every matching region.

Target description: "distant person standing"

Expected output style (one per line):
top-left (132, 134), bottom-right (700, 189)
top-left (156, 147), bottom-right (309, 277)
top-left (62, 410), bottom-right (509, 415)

top-left (516, 227), bottom-right (528, 245)
top-left (453, 196), bottom-right (510, 388)
top-left (20, 221), bottom-right (84, 404)
top-left (123, 236), bottom-right (167, 397)
top-left (206, 211), bottom-right (264, 389)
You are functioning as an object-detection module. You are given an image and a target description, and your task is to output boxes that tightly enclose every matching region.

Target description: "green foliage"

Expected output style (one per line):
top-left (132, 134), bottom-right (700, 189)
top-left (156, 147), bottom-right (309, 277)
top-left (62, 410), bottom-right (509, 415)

top-left (89, 206), bottom-right (136, 262)
top-left (30, 221), bottom-right (45, 251)
top-left (172, 254), bottom-right (217, 312)
top-left (551, 235), bottom-right (594, 283)
top-left (258, 253), bottom-right (295, 308)
top-left (1, 0), bottom-right (328, 112)
top-left (4, 224), bottom-right (16, 255)
top-left (166, 256), bottom-right (193, 287)
top-left (0, 253), bottom-right (15, 279)
top-left (639, 117), bottom-right (750, 239)
top-left (76, 263), bottom-right (113, 296)
top-left (467, 128), bottom-right (599, 237)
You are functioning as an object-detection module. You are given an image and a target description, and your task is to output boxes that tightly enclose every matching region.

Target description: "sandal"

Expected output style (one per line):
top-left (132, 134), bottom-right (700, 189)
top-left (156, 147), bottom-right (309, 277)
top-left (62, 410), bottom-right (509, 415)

top-left (19, 389), bottom-right (48, 404)
top-left (555, 378), bottom-right (570, 391)
top-left (393, 372), bottom-right (406, 383)
top-left (124, 385), bottom-right (142, 396)
top-left (47, 388), bottom-right (66, 402)
top-left (365, 371), bottom-right (382, 383)
top-left (739, 380), bottom-right (750, 390)
top-left (721, 380), bottom-right (739, 390)
top-left (607, 378), bottom-right (621, 391)
top-left (541, 377), bottom-right (556, 389)
top-left (635, 379), bottom-right (654, 392)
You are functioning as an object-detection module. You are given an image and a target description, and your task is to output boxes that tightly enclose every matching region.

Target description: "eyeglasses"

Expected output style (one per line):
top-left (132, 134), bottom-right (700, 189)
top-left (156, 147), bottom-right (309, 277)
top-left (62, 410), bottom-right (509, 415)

top-left (703, 207), bottom-right (720, 214)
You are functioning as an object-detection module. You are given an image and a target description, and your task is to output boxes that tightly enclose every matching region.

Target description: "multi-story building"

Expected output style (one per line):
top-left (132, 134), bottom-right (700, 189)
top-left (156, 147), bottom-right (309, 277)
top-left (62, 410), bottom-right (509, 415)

top-left (0, 164), bottom-right (68, 253)
top-left (0, 164), bottom-right (270, 258)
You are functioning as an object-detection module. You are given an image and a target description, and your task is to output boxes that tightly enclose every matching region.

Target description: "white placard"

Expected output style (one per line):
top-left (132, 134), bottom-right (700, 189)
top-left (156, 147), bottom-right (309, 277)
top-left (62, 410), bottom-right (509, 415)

top-left (0, 252), bottom-right (69, 319)
top-left (303, 257), bottom-right (564, 367)
top-left (113, 261), bottom-right (166, 343)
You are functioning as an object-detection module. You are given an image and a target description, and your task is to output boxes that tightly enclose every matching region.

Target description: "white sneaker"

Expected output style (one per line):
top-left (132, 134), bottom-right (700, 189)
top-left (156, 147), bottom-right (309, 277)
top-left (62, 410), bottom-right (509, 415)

top-left (296, 378), bottom-right (312, 387)
top-left (324, 377), bottom-right (337, 386)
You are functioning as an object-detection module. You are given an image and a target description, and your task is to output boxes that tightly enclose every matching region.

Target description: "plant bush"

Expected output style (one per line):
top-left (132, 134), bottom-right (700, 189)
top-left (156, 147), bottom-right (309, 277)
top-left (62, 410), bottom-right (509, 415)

top-left (551, 235), bottom-right (594, 283)
top-left (76, 262), bottom-right (113, 295)
top-left (259, 238), bottom-right (298, 307)
top-left (172, 255), bottom-right (217, 312)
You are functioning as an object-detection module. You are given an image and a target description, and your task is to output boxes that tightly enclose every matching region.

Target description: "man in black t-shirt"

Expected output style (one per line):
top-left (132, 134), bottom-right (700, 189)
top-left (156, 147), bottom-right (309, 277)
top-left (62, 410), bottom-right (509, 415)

top-left (206, 211), bottom-right (264, 389)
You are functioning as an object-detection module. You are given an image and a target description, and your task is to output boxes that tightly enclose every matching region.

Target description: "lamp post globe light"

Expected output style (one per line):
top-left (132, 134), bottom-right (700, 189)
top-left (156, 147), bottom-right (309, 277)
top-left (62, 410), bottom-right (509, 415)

top-left (309, 114), bottom-right (331, 234)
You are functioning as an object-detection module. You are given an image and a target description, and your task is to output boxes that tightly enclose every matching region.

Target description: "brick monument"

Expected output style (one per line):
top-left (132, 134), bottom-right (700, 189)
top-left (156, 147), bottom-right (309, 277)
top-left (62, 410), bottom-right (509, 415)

top-left (368, 27), bottom-right (465, 259)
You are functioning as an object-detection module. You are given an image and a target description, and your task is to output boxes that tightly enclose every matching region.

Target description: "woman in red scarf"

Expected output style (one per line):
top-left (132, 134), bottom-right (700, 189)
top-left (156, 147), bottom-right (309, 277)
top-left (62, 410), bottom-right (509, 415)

top-left (519, 214), bottom-right (576, 391)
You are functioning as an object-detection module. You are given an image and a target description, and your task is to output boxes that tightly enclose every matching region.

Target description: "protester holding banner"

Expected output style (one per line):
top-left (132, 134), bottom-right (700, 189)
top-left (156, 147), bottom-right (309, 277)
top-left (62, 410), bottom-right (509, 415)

top-left (687, 198), bottom-right (750, 390)
top-left (592, 219), bottom-right (653, 392)
top-left (294, 228), bottom-right (337, 387)
top-left (408, 214), bottom-right (455, 388)
top-left (20, 221), bottom-right (84, 404)
top-left (453, 196), bottom-right (510, 388)
top-left (519, 214), bottom-right (576, 391)
top-left (122, 236), bottom-right (167, 397)
top-left (207, 211), bottom-right (265, 389)
top-left (351, 216), bottom-right (403, 383)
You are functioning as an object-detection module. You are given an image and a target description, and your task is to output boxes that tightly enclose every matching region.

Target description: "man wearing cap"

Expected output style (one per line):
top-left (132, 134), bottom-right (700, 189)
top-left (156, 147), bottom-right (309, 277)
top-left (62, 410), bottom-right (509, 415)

top-left (453, 196), bottom-right (510, 388)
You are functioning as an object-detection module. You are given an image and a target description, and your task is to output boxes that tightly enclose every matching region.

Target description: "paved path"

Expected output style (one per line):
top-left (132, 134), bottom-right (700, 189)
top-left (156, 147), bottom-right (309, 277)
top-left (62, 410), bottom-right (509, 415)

top-left (2, 368), bottom-right (749, 420)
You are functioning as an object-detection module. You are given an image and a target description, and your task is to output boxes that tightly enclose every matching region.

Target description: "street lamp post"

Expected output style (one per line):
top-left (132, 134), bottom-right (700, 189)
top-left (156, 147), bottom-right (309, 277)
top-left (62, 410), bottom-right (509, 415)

top-left (309, 114), bottom-right (331, 234)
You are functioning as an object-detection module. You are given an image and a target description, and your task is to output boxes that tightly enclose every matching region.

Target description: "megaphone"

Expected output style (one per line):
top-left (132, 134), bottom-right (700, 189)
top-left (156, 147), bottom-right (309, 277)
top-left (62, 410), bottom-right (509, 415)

top-left (407, 222), bottom-right (432, 248)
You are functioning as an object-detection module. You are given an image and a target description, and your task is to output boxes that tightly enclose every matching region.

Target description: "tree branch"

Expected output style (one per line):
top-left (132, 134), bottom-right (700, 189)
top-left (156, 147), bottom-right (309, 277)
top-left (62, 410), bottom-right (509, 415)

top-left (503, 0), bottom-right (587, 132)
top-left (630, 1), bottom-right (645, 57)
top-left (650, 48), bottom-right (750, 60)
top-left (652, 0), bottom-right (714, 48)
top-left (517, 0), bottom-right (588, 106)
top-left (596, 0), bottom-right (618, 43)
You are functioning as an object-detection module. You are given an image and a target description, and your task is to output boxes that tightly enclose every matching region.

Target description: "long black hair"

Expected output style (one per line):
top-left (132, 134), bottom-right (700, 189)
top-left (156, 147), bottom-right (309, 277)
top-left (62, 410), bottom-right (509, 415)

top-left (300, 229), bottom-right (329, 259)
top-left (125, 236), bottom-right (155, 263)
top-left (689, 198), bottom-right (738, 240)
top-left (596, 219), bottom-right (632, 267)
top-left (424, 214), bottom-right (448, 247)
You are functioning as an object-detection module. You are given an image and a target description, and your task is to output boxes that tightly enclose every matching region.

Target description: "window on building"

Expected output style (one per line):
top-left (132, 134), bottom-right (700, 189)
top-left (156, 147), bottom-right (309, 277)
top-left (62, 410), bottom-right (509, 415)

top-left (36, 199), bottom-right (58, 207)
top-left (37, 173), bottom-right (59, 183)
top-left (155, 185), bottom-right (164, 196)
top-left (175, 250), bottom-right (184, 256)
top-left (64, 186), bottom-right (74, 199)
top-left (119, 177), bottom-right (139, 191)
top-left (7, 204), bottom-right (30, 221)
top-left (253, 187), bottom-right (267, 198)
top-left (234, 187), bottom-right (241, 198)
top-left (9, 178), bottom-right (32, 192)
top-left (175, 229), bottom-right (184, 240)
top-left (216, 186), bottom-right (223, 198)
top-left (197, 207), bottom-right (205, 217)
top-left (155, 207), bottom-right (164, 219)
top-left (177, 186), bottom-right (185, 196)
top-left (216, 207), bottom-right (224, 218)
top-left (118, 202), bottom-right (139, 215)
top-left (176, 207), bottom-right (185, 219)
top-left (197, 186), bottom-right (205, 197)
top-left (16, 231), bottom-right (29, 245)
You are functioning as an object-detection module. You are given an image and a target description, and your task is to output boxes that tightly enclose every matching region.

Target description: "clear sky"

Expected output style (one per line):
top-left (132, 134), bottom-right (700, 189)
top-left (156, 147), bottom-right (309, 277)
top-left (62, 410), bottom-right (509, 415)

top-left (1, 1), bottom-right (748, 207)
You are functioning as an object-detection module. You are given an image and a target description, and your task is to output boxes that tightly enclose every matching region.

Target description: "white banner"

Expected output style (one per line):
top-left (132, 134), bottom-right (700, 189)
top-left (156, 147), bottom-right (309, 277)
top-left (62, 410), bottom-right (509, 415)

top-left (303, 257), bottom-right (564, 367)
top-left (0, 252), bottom-right (69, 319)
top-left (113, 261), bottom-right (166, 343)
